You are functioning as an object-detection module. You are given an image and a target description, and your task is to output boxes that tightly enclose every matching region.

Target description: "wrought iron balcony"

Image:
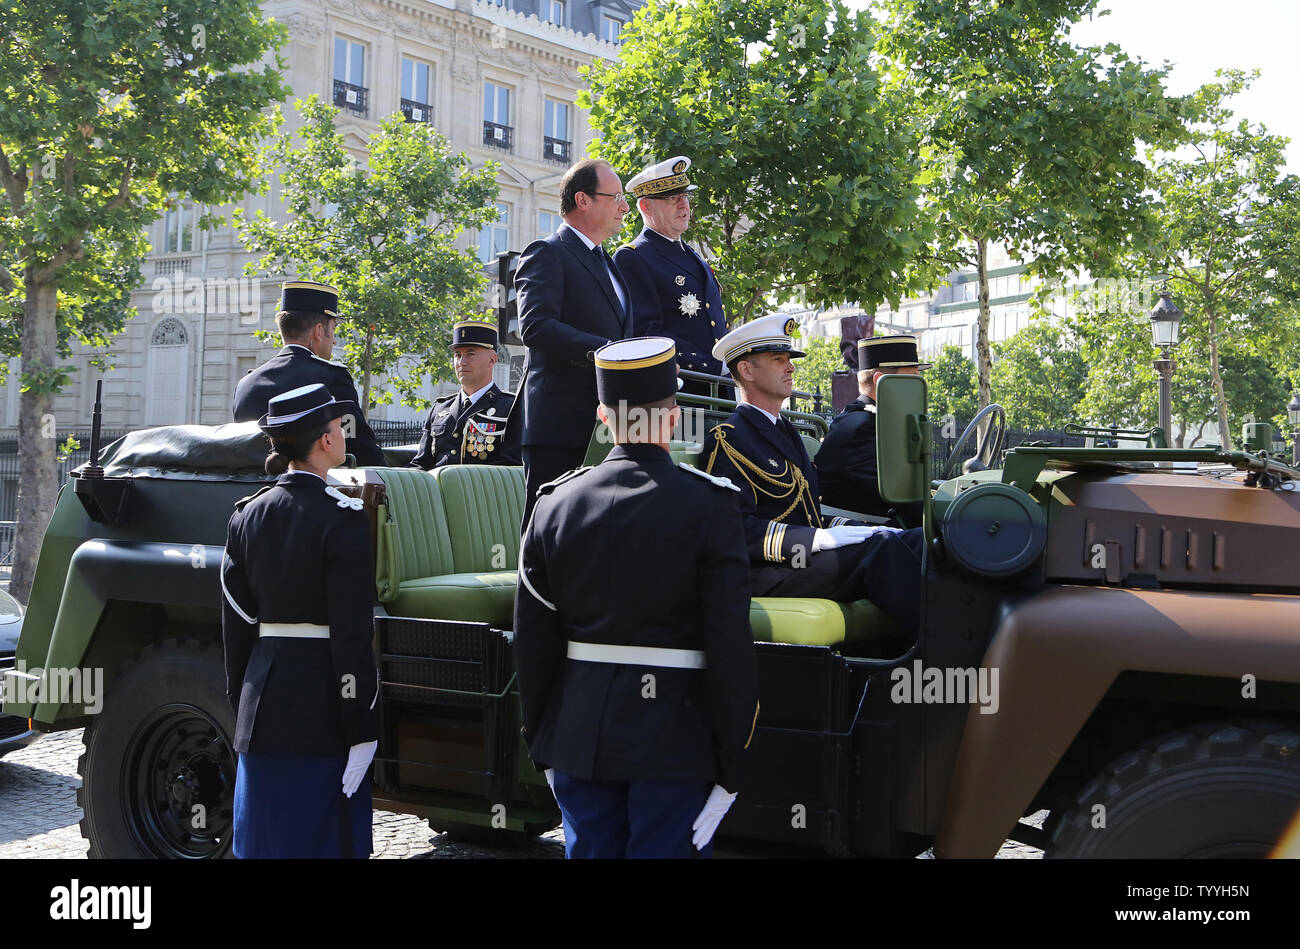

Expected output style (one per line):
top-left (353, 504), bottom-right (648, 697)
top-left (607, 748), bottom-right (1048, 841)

top-left (333, 80), bottom-right (369, 117)
top-left (483, 121), bottom-right (513, 151)
top-left (401, 98), bottom-right (433, 124)
top-left (543, 136), bottom-right (571, 164)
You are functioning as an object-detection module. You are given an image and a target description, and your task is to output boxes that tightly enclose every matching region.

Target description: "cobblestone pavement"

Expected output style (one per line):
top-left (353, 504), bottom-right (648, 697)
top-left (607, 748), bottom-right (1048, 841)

top-left (0, 728), bottom-right (1044, 859)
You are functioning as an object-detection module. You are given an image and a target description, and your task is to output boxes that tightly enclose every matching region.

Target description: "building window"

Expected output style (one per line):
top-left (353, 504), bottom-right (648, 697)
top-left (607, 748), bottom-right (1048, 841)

top-left (542, 0), bottom-right (566, 26)
top-left (483, 82), bottom-right (513, 151)
top-left (479, 202), bottom-right (510, 263)
top-left (601, 15), bottom-right (622, 43)
top-left (333, 38), bottom-right (368, 117)
top-left (543, 99), bottom-right (571, 164)
top-left (538, 210), bottom-right (562, 239)
top-left (401, 57), bottom-right (433, 124)
top-left (162, 199), bottom-right (194, 254)
top-left (146, 318), bottom-right (190, 426)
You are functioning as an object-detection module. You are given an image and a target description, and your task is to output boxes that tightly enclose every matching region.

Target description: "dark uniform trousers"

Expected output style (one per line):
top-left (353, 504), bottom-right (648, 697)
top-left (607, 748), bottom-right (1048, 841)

top-left (221, 471), bottom-right (381, 858)
top-left (514, 444), bottom-right (759, 858)
top-left (701, 403), bottom-right (925, 632)
top-left (232, 345), bottom-right (386, 467)
top-left (814, 398), bottom-right (923, 528)
top-left (411, 383), bottom-right (521, 470)
top-left (614, 228), bottom-right (730, 397)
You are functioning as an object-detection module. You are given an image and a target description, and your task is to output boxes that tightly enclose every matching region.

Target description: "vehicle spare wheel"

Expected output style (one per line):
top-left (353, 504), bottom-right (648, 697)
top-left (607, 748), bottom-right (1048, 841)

top-left (1046, 720), bottom-right (1300, 858)
top-left (78, 638), bottom-right (236, 858)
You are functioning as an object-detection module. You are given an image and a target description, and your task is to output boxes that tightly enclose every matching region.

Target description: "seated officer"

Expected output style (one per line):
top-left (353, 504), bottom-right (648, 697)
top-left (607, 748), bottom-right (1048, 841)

top-left (699, 315), bottom-right (925, 632)
top-left (232, 281), bottom-right (386, 466)
top-left (814, 335), bottom-right (929, 528)
top-left (515, 337), bottom-right (759, 859)
top-left (411, 321), bottom-right (521, 470)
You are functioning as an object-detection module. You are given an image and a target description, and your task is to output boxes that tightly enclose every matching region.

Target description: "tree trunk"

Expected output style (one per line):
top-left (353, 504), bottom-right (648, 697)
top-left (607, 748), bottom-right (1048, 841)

top-left (1205, 310), bottom-right (1232, 447)
top-left (360, 324), bottom-right (374, 412)
top-left (975, 238), bottom-right (993, 411)
top-left (9, 275), bottom-right (60, 604)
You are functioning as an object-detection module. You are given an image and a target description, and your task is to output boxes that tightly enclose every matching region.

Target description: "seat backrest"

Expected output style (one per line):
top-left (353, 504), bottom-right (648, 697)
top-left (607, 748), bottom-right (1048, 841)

top-left (432, 465), bottom-right (526, 573)
top-left (668, 439), bottom-right (702, 467)
top-left (374, 468), bottom-right (455, 601)
top-left (800, 433), bottom-right (821, 460)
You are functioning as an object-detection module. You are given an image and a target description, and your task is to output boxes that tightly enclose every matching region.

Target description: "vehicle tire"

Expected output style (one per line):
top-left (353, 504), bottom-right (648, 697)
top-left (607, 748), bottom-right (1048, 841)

top-left (1045, 720), bottom-right (1300, 858)
top-left (77, 638), bottom-right (238, 859)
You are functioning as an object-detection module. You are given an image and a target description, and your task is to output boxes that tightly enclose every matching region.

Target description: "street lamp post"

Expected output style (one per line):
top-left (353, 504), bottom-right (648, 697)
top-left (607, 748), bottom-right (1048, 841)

top-left (1149, 286), bottom-right (1183, 443)
top-left (1288, 390), bottom-right (1300, 466)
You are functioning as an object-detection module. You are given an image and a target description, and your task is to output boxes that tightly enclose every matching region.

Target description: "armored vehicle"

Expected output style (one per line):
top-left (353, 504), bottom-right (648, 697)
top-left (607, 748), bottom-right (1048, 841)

top-left (4, 376), bottom-right (1299, 858)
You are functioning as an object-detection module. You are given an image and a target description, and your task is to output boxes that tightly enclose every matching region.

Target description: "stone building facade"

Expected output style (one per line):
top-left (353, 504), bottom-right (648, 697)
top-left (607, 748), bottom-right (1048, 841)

top-left (0, 0), bottom-right (641, 439)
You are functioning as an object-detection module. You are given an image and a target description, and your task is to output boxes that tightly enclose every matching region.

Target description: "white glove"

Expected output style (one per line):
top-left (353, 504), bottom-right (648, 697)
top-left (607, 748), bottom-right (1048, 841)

top-left (341, 740), bottom-right (378, 797)
top-left (691, 784), bottom-right (738, 850)
top-left (812, 524), bottom-right (899, 552)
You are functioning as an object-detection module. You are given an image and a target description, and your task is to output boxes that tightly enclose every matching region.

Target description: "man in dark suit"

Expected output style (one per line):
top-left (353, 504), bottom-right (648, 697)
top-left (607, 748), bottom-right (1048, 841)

top-left (515, 337), bottom-right (758, 858)
top-left (232, 281), bottom-right (386, 467)
top-left (814, 335), bottom-right (929, 528)
top-left (514, 158), bottom-right (631, 526)
top-left (614, 156), bottom-right (729, 394)
top-left (699, 316), bottom-right (925, 633)
top-left (411, 321), bottom-right (520, 470)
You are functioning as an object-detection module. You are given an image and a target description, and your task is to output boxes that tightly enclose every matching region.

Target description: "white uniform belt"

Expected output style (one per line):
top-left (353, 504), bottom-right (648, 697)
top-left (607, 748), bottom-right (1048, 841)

top-left (259, 622), bottom-right (330, 639)
top-left (566, 641), bottom-right (706, 669)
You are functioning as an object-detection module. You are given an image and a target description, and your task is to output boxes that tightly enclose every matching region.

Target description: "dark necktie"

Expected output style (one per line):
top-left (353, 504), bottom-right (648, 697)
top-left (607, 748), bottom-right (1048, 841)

top-left (592, 245), bottom-right (627, 330)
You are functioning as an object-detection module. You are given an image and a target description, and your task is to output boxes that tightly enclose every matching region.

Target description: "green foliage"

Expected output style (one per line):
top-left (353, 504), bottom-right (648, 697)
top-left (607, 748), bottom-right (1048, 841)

top-left (582, 0), bottom-right (930, 323)
top-left (989, 317), bottom-right (1086, 429)
top-left (1138, 70), bottom-right (1300, 446)
top-left (56, 435), bottom-right (80, 463)
top-left (237, 97), bottom-right (500, 409)
top-left (0, 0), bottom-right (288, 357)
top-left (879, 0), bottom-right (1188, 407)
top-left (791, 335), bottom-right (843, 405)
top-left (926, 345), bottom-right (979, 425)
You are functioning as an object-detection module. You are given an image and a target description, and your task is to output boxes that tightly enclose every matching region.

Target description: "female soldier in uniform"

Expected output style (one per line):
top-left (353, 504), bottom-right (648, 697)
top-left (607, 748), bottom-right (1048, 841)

top-left (221, 383), bottom-right (381, 858)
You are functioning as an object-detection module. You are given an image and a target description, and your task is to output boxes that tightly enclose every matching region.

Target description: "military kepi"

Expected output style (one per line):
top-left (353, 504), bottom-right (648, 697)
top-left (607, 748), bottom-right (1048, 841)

top-left (627, 156), bottom-right (698, 199)
top-left (859, 334), bottom-right (931, 371)
top-left (259, 383), bottom-right (356, 438)
top-left (595, 337), bottom-right (678, 405)
top-left (712, 313), bottom-right (805, 366)
top-left (452, 320), bottom-right (499, 350)
top-left (278, 281), bottom-right (340, 319)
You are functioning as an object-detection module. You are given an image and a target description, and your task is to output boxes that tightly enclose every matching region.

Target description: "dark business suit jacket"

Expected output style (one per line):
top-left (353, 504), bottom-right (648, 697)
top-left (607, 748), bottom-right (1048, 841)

top-left (814, 398), bottom-right (923, 528)
top-left (232, 345), bottom-right (386, 466)
top-left (514, 226), bottom-right (630, 451)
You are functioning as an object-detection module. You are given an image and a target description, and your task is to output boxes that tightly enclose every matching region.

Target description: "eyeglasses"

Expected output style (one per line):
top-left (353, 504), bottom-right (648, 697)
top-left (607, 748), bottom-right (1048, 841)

top-left (588, 191), bottom-right (628, 203)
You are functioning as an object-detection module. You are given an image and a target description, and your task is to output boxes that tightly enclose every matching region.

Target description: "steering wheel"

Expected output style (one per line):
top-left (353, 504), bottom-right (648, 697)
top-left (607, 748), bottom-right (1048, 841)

top-left (939, 403), bottom-right (1007, 482)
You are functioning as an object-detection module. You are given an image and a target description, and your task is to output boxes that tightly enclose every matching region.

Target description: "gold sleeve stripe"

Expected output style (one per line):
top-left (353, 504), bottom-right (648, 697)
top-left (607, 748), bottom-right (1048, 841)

top-left (744, 699), bottom-right (761, 749)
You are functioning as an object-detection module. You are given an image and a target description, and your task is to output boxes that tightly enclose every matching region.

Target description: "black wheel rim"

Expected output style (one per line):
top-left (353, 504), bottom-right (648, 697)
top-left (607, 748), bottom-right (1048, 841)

top-left (123, 703), bottom-right (236, 859)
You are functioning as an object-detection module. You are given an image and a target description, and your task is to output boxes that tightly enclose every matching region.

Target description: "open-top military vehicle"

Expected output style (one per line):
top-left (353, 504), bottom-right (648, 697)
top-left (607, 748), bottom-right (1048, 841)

top-left (4, 375), bottom-right (1299, 858)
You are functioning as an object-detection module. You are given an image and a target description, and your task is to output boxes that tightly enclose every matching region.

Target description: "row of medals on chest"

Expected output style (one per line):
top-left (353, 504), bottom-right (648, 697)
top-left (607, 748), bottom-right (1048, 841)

top-left (439, 403), bottom-right (500, 459)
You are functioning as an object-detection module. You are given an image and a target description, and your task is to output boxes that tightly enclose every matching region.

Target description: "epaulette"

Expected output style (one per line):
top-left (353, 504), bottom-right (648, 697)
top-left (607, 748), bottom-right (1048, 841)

top-left (309, 353), bottom-right (349, 369)
top-left (324, 485), bottom-right (365, 511)
top-left (679, 463), bottom-right (741, 492)
top-left (233, 485), bottom-right (274, 511)
top-left (537, 466), bottom-right (592, 495)
top-left (616, 243), bottom-right (635, 254)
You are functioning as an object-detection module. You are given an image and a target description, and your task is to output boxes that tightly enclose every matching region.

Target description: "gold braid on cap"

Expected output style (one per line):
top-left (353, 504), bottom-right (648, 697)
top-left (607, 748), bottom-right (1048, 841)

top-left (704, 424), bottom-right (823, 526)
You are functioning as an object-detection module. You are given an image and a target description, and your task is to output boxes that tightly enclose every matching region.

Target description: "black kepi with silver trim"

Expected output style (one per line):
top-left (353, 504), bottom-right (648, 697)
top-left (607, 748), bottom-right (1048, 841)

top-left (595, 337), bottom-right (678, 405)
top-left (258, 383), bottom-right (357, 438)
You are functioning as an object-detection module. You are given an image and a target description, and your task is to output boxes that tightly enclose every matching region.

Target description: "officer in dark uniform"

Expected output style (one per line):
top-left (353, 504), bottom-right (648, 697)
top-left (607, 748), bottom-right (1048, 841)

top-left (699, 316), bottom-right (925, 632)
top-left (221, 383), bottom-right (381, 858)
top-left (515, 336), bottom-right (759, 859)
top-left (232, 281), bottom-right (386, 467)
top-left (814, 335), bottom-right (929, 528)
top-left (410, 321), bottom-right (521, 470)
top-left (614, 157), bottom-right (730, 395)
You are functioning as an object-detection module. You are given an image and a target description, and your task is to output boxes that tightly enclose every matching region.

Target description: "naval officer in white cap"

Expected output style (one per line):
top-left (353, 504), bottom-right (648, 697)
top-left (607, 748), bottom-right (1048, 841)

top-left (614, 157), bottom-right (730, 396)
top-left (698, 315), bottom-right (926, 631)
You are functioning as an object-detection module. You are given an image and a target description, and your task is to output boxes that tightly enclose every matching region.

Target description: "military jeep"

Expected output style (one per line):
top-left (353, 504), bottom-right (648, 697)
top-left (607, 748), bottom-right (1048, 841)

top-left (4, 376), bottom-right (1299, 858)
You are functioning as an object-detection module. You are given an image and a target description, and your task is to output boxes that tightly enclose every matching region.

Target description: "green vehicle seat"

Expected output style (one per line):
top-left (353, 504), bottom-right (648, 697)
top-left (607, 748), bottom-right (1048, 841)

top-left (372, 463), bottom-right (897, 650)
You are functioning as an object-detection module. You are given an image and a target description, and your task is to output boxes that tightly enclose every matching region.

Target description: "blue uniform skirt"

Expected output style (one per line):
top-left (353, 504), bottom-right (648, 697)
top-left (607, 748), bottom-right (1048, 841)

top-left (233, 752), bottom-right (372, 859)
